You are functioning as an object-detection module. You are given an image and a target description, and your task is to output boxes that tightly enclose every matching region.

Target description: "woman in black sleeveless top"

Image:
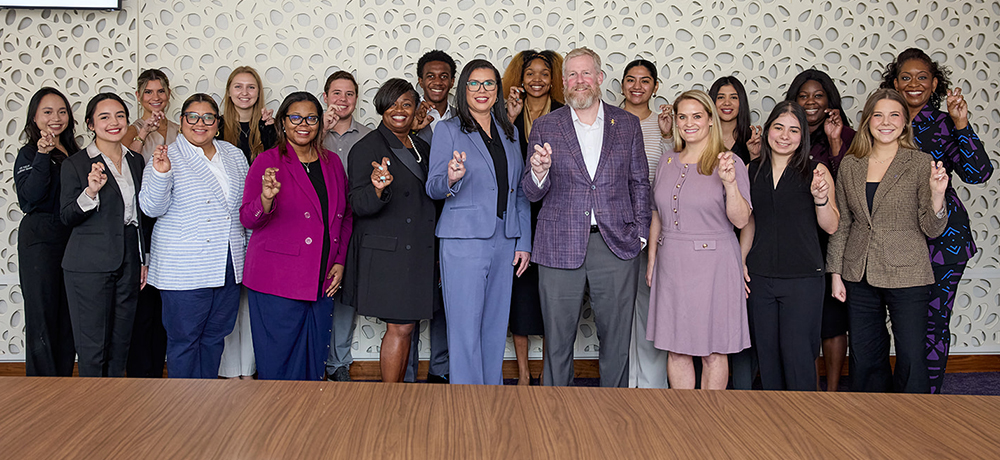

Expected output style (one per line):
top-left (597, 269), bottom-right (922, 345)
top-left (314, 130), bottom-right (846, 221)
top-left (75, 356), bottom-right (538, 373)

top-left (739, 102), bottom-right (840, 390)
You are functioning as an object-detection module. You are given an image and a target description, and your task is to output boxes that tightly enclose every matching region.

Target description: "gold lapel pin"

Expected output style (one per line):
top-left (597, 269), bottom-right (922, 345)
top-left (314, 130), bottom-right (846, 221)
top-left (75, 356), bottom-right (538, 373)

top-left (611, 119), bottom-right (615, 125)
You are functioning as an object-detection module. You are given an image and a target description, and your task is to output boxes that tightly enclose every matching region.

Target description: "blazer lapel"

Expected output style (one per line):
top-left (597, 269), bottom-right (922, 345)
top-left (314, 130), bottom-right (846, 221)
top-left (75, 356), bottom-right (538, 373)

top-left (871, 150), bottom-right (908, 215)
top-left (850, 157), bottom-right (871, 227)
top-left (501, 123), bottom-right (522, 189)
top-left (556, 109), bottom-right (590, 180)
top-left (94, 154), bottom-right (124, 203)
top-left (468, 124), bottom-right (496, 179)
top-left (377, 123), bottom-right (425, 182)
top-left (179, 137), bottom-right (229, 207)
top-left (217, 143), bottom-right (247, 211)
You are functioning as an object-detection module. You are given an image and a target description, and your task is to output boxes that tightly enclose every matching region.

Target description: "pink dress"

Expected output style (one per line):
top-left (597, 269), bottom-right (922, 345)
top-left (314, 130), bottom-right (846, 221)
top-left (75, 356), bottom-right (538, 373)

top-left (645, 151), bottom-right (752, 356)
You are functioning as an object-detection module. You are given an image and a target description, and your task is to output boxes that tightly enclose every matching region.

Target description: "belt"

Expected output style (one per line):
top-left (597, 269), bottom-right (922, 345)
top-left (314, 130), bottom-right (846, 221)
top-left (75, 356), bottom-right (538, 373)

top-left (590, 225), bottom-right (600, 233)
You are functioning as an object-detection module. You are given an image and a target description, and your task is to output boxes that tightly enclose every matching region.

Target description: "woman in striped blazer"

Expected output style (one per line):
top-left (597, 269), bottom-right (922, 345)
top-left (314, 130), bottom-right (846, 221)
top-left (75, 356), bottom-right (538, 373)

top-left (138, 94), bottom-right (250, 379)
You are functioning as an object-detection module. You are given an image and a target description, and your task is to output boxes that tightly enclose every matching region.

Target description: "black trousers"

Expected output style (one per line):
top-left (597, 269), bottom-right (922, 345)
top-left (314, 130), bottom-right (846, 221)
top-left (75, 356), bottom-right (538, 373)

top-left (126, 285), bottom-right (166, 377)
top-left (845, 277), bottom-right (930, 393)
top-left (63, 225), bottom-right (141, 377)
top-left (748, 275), bottom-right (823, 391)
top-left (19, 213), bottom-right (76, 376)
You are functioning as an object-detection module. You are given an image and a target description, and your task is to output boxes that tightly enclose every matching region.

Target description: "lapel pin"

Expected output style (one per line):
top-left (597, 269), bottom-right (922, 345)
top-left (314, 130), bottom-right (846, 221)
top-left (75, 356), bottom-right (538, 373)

top-left (611, 118), bottom-right (615, 125)
top-left (666, 157), bottom-right (672, 164)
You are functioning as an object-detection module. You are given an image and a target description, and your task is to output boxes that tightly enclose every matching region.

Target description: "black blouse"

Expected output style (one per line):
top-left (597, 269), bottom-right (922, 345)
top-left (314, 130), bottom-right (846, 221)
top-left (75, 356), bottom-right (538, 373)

top-left (302, 159), bottom-right (331, 299)
top-left (746, 159), bottom-right (824, 278)
top-left (477, 120), bottom-right (508, 219)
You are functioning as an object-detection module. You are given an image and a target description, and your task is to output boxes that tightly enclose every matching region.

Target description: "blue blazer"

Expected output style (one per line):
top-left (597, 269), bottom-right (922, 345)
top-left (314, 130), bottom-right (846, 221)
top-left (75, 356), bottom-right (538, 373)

top-left (426, 116), bottom-right (531, 253)
top-left (139, 134), bottom-right (249, 290)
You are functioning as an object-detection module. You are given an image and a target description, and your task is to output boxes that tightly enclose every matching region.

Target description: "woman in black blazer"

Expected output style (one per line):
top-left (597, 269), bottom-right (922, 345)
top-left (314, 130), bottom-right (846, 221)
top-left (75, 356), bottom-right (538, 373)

top-left (60, 93), bottom-right (150, 377)
top-left (14, 87), bottom-right (80, 376)
top-left (341, 79), bottom-right (438, 382)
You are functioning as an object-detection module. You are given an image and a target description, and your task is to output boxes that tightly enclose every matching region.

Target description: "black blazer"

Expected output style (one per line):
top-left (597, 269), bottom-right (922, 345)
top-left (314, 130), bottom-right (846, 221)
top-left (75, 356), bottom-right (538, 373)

top-left (342, 123), bottom-right (438, 320)
top-left (60, 146), bottom-right (150, 272)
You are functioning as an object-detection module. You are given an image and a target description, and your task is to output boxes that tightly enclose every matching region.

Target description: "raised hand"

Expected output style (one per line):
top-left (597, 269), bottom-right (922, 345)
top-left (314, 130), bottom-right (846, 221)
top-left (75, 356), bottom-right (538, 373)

top-left (930, 160), bottom-right (948, 196)
top-left (152, 144), bottom-right (171, 173)
top-left (946, 88), bottom-right (968, 130)
top-left (810, 168), bottom-right (829, 203)
top-left (530, 142), bottom-right (553, 180)
top-left (323, 104), bottom-right (340, 132)
top-left (325, 264), bottom-right (344, 297)
top-left (37, 130), bottom-right (56, 154)
top-left (448, 150), bottom-right (467, 187)
top-left (717, 150), bottom-right (737, 184)
top-left (747, 125), bottom-right (763, 160)
top-left (506, 87), bottom-right (524, 123)
top-left (411, 101), bottom-right (434, 131)
top-left (824, 108), bottom-right (843, 141)
top-left (658, 104), bottom-right (674, 136)
top-left (512, 251), bottom-right (530, 277)
top-left (371, 157), bottom-right (393, 197)
top-left (143, 111), bottom-right (164, 137)
top-left (86, 162), bottom-right (108, 198)
top-left (261, 167), bottom-right (281, 201)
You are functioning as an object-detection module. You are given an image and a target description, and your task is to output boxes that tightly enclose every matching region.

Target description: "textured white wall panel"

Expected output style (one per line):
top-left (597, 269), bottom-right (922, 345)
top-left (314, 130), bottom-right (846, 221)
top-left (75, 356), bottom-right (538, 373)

top-left (1, 0), bottom-right (998, 361)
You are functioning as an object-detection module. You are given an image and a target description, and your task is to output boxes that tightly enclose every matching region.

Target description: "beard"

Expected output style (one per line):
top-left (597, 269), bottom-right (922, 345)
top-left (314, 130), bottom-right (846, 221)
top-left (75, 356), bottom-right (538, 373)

top-left (565, 83), bottom-right (601, 110)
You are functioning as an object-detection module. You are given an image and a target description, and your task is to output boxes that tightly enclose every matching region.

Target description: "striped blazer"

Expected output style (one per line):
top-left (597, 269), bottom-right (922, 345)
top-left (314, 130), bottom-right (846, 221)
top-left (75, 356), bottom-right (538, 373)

top-left (139, 134), bottom-right (250, 290)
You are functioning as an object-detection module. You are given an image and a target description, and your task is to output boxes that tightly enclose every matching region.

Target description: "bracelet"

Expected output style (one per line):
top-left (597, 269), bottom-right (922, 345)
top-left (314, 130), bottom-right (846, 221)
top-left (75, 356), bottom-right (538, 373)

top-left (133, 136), bottom-right (145, 145)
top-left (814, 197), bottom-right (828, 206)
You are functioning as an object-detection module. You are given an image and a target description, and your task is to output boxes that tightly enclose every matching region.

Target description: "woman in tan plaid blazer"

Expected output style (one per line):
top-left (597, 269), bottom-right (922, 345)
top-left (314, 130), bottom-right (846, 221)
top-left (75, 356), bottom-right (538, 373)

top-left (827, 89), bottom-right (949, 393)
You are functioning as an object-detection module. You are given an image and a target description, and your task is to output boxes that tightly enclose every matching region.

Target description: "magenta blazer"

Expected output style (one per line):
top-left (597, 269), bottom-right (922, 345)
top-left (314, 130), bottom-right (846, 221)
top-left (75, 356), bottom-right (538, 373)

top-left (241, 144), bottom-right (353, 301)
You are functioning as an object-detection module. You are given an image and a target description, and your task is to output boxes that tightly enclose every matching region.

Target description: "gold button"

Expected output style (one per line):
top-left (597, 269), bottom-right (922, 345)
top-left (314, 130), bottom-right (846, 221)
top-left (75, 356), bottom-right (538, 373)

top-left (673, 209), bottom-right (677, 213)
top-left (674, 221), bottom-right (678, 225)
top-left (702, 243), bottom-right (708, 248)
top-left (681, 173), bottom-right (685, 178)
top-left (676, 184), bottom-right (680, 188)
top-left (673, 195), bottom-right (677, 200)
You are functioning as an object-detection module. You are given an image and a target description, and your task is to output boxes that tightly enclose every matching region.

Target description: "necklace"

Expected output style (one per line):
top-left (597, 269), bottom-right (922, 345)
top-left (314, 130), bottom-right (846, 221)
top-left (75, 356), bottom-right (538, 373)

top-left (300, 148), bottom-right (317, 173)
top-left (407, 134), bottom-right (422, 163)
top-left (239, 124), bottom-right (250, 138)
top-left (870, 154), bottom-right (895, 164)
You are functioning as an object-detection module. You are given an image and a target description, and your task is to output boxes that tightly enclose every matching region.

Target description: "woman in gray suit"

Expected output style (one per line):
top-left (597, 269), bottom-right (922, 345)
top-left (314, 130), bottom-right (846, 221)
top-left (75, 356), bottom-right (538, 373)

top-left (827, 88), bottom-right (949, 393)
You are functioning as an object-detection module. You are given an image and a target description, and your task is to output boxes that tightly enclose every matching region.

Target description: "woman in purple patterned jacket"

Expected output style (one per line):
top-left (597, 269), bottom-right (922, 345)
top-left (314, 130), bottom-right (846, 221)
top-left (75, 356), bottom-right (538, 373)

top-left (881, 48), bottom-right (994, 394)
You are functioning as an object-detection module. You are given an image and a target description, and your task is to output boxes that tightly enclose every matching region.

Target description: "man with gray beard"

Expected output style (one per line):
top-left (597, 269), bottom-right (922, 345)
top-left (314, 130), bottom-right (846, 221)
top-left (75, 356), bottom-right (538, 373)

top-left (520, 47), bottom-right (650, 387)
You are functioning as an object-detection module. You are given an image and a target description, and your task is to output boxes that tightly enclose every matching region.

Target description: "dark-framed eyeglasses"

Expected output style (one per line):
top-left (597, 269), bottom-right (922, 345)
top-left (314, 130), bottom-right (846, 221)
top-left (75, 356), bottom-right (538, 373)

top-left (182, 112), bottom-right (218, 126)
top-left (286, 114), bottom-right (320, 126)
top-left (467, 80), bottom-right (498, 92)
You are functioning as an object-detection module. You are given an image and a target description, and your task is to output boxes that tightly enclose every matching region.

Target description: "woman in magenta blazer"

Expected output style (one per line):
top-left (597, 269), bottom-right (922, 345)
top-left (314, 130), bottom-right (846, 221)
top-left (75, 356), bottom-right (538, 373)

top-left (240, 92), bottom-right (352, 380)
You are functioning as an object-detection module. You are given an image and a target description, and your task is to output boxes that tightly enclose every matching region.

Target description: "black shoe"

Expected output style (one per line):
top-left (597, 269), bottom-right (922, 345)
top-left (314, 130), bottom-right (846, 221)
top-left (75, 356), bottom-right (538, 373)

top-left (328, 366), bottom-right (351, 382)
top-left (426, 373), bottom-right (449, 384)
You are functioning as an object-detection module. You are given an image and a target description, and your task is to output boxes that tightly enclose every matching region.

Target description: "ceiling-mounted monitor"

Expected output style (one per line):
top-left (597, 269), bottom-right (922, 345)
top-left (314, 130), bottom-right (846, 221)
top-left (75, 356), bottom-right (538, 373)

top-left (0, 0), bottom-right (121, 9)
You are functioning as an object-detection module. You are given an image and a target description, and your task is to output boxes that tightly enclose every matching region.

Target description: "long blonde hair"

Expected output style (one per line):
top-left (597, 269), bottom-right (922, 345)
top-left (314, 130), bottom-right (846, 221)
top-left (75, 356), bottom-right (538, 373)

top-left (672, 90), bottom-right (726, 176)
top-left (845, 88), bottom-right (918, 159)
top-left (222, 66), bottom-right (265, 160)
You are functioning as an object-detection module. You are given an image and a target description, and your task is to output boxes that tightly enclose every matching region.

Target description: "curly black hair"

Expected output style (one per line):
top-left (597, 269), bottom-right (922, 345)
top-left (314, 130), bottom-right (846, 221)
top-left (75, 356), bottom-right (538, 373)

top-left (879, 48), bottom-right (952, 111)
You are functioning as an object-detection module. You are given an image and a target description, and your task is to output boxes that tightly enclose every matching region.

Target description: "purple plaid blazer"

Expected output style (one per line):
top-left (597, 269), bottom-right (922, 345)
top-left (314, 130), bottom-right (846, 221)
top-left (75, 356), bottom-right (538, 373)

top-left (520, 103), bottom-right (650, 269)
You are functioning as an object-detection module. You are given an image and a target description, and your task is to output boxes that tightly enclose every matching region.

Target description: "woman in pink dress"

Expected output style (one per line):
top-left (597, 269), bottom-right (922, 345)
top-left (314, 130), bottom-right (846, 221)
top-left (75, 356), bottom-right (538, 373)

top-left (646, 90), bottom-right (752, 390)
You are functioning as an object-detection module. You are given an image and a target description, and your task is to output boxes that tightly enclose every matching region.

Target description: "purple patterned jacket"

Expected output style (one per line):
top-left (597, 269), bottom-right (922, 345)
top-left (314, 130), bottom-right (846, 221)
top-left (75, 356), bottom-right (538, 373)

top-left (520, 103), bottom-right (651, 269)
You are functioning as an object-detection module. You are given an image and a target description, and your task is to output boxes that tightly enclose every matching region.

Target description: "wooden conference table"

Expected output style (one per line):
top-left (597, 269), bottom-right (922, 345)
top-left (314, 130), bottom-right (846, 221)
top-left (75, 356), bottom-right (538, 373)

top-left (1, 377), bottom-right (998, 459)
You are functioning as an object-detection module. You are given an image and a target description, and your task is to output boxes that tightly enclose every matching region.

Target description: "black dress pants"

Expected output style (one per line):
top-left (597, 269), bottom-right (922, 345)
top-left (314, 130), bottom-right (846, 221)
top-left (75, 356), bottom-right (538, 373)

top-left (845, 277), bottom-right (930, 393)
top-left (127, 285), bottom-right (167, 377)
top-left (748, 275), bottom-right (823, 391)
top-left (19, 213), bottom-right (76, 376)
top-left (63, 225), bottom-right (141, 377)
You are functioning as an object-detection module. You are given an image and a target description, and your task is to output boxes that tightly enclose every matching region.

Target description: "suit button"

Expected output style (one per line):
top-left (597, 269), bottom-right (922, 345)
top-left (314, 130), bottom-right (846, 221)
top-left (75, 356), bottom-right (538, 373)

top-left (305, 212), bottom-right (311, 218)
top-left (305, 237), bottom-right (313, 244)
top-left (206, 199), bottom-right (211, 204)
top-left (702, 243), bottom-right (708, 248)
top-left (674, 221), bottom-right (678, 225)
top-left (337, 213), bottom-right (342, 218)
top-left (404, 192), bottom-right (410, 197)
top-left (405, 244), bottom-right (411, 250)
top-left (673, 209), bottom-right (677, 213)
top-left (681, 173), bottom-right (685, 178)
top-left (673, 195), bottom-right (677, 200)
top-left (676, 184), bottom-right (680, 188)
top-left (591, 185), bottom-right (596, 190)
top-left (584, 211), bottom-right (590, 216)
top-left (206, 238), bottom-right (211, 242)
top-left (207, 218), bottom-right (211, 222)
top-left (406, 218), bottom-right (412, 223)
top-left (333, 238), bottom-right (338, 243)
top-left (510, 188), bottom-right (514, 193)
top-left (226, 216), bottom-right (231, 220)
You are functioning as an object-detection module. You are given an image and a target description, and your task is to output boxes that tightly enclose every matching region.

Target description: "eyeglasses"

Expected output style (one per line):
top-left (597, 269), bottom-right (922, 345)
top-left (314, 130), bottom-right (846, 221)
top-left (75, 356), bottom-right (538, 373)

top-left (182, 112), bottom-right (218, 126)
top-left (467, 80), bottom-right (498, 92)
top-left (286, 114), bottom-right (320, 126)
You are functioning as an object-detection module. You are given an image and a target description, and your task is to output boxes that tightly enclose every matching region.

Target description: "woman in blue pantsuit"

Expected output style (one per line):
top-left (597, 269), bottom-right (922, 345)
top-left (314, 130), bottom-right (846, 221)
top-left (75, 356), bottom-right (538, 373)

top-left (426, 60), bottom-right (532, 385)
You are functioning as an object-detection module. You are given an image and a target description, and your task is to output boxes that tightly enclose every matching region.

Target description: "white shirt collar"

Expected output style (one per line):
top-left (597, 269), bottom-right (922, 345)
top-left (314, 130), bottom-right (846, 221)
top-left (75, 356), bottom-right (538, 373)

top-left (569, 101), bottom-right (605, 127)
top-left (86, 141), bottom-right (132, 159)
